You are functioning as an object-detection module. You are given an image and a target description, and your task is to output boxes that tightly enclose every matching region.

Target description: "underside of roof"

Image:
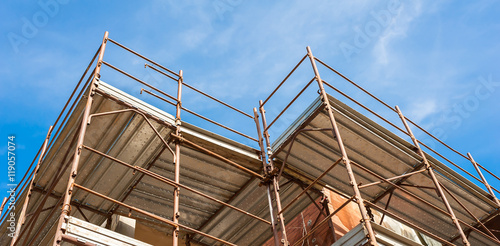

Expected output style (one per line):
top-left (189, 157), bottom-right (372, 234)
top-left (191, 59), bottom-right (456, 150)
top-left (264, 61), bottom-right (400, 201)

top-left (0, 80), bottom-right (316, 246)
top-left (1, 50), bottom-right (499, 246)
top-left (271, 94), bottom-right (500, 245)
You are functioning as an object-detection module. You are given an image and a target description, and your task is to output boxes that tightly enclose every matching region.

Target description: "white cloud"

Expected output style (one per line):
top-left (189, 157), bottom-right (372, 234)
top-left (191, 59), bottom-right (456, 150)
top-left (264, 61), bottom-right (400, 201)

top-left (407, 99), bottom-right (437, 123)
top-left (373, 0), bottom-right (423, 65)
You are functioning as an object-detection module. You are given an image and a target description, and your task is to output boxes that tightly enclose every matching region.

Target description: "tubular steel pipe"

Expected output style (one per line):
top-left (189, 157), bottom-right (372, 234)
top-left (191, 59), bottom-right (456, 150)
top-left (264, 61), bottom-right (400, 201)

top-left (316, 57), bottom-right (498, 196)
top-left (314, 57), bottom-right (396, 113)
top-left (26, 205), bottom-right (57, 217)
top-left (0, 197), bottom-right (8, 222)
top-left (277, 128), bottom-right (333, 181)
top-left (307, 46), bottom-right (378, 246)
top-left (72, 183), bottom-right (237, 246)
top-left (439, 181), bottom-right (499, 241)
top-left (53, 31), bottom-right (109, 246)
top-left (11, 126), bottom-right (53, 246)
top-left (145, 63), bottom-right (178, 81)
top-left (83, 145), bottom-right (178, 186)
top-left (95, 90), bottom-right (177, 131)
top-left (322, 81), bottom-right (409, 136)
top-left (170, 134), bottom-right (264, 179)
top-left (395, 105), bottom-right (470, 246)
top-left (23, 74), bottom-right (121, 246)
top-left (451, 207), bottom-right (500, 244)
top-left (107, 38), bottom-right (180, 78)
top-left (110, 146), bottom-right (167, 214)
top-left (468, 153), bottom-right (500, 207)
top-left (9, 67), bottom-right (95, 228)
top-left (350, 159), bottom-right (491, 243)
top-left (292, 195), bottom-right (355, 246)
top-left (101, 60), bottom-right (180, 106)
top-left (45, 44), bottom-right (102, 152)
top-left (253, 108), bottom-right (269, 171)
top-left (378, 190), bottom-right (394, 226)
top-left (358, 169), bottom-right (427, 190)
top-left (18, 125), bottom-right (82, 246)
top-left (404, 116), bottom-right (469, 160)
top-left (418, 140), bottom-right (484, 185)
top-left (0, 158), bottom-right (36, 223)
top-left (279, 158), bottom-right (342, 216)
top-left (141, 88), bottom-right (258, 142)
top-left (25, 198), bottom-right (64, 246)
top-left (35, 69), bottom-right (96, 192)
top-left (0, 72), bottom-right (92, 222)
top-left (477, 162), bottom-right (500, 184)
top-left (398, 184), bottom-right (436, 190)
top-left (253, 108), bottom-right (281, 246)
top-left (88, 108), bottom-right (176, 158)
top-left (26, 186), bottom-right (136, 246)
top-left (82, 145), bottom-right (270, 225)
top-left (259, 101), bottom-right (290, 246)
top-left (146, 64), bottom-right (254, 119)
top-left (371, 160), bottom-right (427, 205)
top-left (76, 206), bottom-right (90, 222)
top-left (364, 200), bottom-right (454, 246)
top-left (301, 185), bottom-right (327, 217)
top-left (0, 150), bottom-right (38, 223)
top-left (141, 87), bottom-right (178, 103)
top-left (172, 70), bottom-right (183, 246)
top-left (261, 54), bottom-right (308, 107)
top-left (265, 77), bottom-right (315, 132)
top-left (191, 177), bottom-right (263, 246)
top-left (350, 160), bottom-right (465, 224)
top-left (320, 196), bottom-right (337, 242)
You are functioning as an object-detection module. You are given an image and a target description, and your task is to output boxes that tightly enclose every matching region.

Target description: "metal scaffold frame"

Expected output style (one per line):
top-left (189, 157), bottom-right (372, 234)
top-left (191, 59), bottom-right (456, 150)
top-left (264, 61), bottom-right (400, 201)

top-left (1, 31), bottom-right (499, 246)
top-left (4, 32), bottom-right (271, 246)
top-left (257, 47), bottom-right (500, 246)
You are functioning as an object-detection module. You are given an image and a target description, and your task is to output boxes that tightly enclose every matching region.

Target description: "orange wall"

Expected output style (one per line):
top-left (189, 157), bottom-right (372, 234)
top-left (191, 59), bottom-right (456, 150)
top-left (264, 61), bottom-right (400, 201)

top-left (262, 189), bottom-right (361, 245)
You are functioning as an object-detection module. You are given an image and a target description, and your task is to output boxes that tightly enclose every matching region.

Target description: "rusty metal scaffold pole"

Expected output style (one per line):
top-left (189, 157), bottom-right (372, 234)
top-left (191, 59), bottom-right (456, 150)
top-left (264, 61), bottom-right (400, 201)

top-left (16, 32), bottom-right (500, 246)
top-left (10, 126), bottom-right (53, 246)
top-left (306, 46), bottom-right (379, 246)
top-left (259, 101), bottom-right (289, 246)
top-left (172, 70), bottom-right (183, 246)
top-left (53, 31), bottom-right (109, 246)
top-left (254, 108), bottom-right (281, 246)
top-left (467, 152), bottom-right (500, 207)
top-left (395, 105), bottom-right (470, 246)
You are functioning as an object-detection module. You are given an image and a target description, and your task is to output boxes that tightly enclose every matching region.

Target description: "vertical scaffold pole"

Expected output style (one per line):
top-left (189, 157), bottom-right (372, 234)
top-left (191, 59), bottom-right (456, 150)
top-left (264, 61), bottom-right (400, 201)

top-left (53, 31), bottom-right (109, 246)
top-left (395, 106), bottom-right (470, 246)
top-left (0, 198), bottom-right (7, 219)
top-left (172, 70), bottom-right (183, 246)
top-left (254, 108), bottom-right (281, 246)
top-left (467, 152), bottom-right (500, 207)
top-left (259, 102), bottom-right (289, 246)
top-left (11, 126), bottom-right (53, 246)
top-left (306, 46), bottom-right (378, 246)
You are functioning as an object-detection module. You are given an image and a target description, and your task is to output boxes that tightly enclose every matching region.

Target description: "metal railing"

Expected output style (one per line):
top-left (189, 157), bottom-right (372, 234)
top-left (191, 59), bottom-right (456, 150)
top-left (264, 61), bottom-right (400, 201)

top-left (6, 32), bottom-right (269, 246)
top-left (257, 46), bottom-right (500, 246)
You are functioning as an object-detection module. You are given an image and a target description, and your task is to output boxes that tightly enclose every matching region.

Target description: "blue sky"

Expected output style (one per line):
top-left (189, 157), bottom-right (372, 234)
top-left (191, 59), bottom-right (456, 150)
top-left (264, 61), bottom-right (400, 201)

top-left (1, 1), bottom-right (499, 205)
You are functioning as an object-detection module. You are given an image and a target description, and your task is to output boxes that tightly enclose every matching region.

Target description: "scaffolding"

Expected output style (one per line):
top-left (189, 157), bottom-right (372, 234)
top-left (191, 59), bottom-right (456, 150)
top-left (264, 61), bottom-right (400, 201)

top-left (1, 32), bottom-right (499, 246)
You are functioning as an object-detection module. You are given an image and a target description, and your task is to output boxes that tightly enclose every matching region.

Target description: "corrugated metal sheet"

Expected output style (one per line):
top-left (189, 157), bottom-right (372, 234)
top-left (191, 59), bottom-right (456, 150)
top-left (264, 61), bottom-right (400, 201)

top-left (0, 80), bottom-right (273, 246)
top-left (271, 94), bottom-right (499, 245)
top-left (1, 79), bottom-right (498, 246)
